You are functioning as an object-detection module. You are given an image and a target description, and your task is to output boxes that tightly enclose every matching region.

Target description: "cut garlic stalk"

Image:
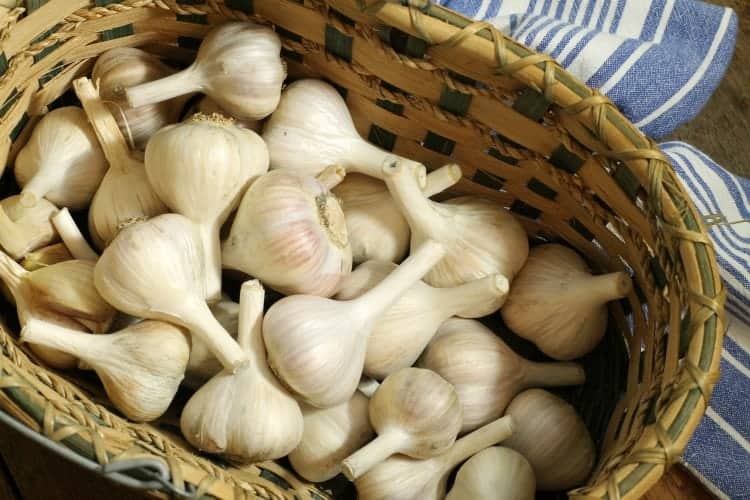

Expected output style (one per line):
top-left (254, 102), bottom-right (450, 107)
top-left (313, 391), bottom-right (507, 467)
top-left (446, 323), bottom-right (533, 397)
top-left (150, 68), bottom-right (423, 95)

top-left (21, 243), bottom-right (71, 271)
top-left (15, 107), bottom-right (107, 209)
top-left (21, 318), bottom-right (189, 422)
top-left (0, 195), bottom-right (59, 260)
top-left (384, 159), bottom-right (529, 287)
top-left (337, 261), bottom-right (508, 379)
top-left (446, 447), bottom-right (535, 500)
top-left (51, 208), bottom-right (97, 261)
top-left (146, 112), bottom-right (269, 302)
top-left (263, 79), bottom-right (427, 182)
top-left (263, 239), bottom-right (445, 408)
top-left (420, 319), bottom-right (585, 432)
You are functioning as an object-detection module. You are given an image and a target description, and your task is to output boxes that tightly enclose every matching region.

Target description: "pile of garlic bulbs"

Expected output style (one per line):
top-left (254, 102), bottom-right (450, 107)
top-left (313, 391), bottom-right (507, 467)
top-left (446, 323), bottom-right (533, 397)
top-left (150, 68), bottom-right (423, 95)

top-left (1, 21), bottom-right (636, 499)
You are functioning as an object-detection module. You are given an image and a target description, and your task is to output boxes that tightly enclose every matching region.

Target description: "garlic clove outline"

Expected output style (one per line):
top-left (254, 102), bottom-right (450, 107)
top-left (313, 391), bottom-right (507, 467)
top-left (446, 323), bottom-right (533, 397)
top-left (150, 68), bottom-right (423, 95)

top-left (0, 195), bottom-right (59, 260)
top-left (445, 446), bottom-right (535, 500)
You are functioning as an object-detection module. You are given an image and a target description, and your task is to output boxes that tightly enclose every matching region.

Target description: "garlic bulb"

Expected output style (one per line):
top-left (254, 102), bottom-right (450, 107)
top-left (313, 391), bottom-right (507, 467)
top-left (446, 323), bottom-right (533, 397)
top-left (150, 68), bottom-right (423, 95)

top-left (501, 244), bottom-right (632, 360)
top-left (51, 208), bottom-right (98, 261)
top-left (503, 389), bottom-right (595, 490)
top-left (146, 112), bottom-right (269, 302)
top-left (21, 318), bottom-right (189, 422)
top-left (263, 79), bottom-right (427, 181)
top-left (420, 318), bottom-right (585, 432)
top-left (126, 22), bottom-right (285, 120)
top-left (0, 250), bottom-right (107, 368)
top-left (354, 415), bottom-right (514, 500)
top-left (289, 391), bottom-right (374, 482)
top-left (184, 296), bottom-right (240, 389)
top-left (21, 243), bottom-right (71, 271)
top-left (384, 159), bottom-right (529, 287)
top-left (222, 169), bottom-right (351, 297)
top-left (92, 48), bottom-right (184, 149)
top-left (94, 214), bottom-right (245, 371)
top-left (334, 164), bottom-right (462, 264)
top-left (0, 195), bottom-right (59, 259)
top-left (180, 280), bottom-right (303, 462)
top-left (73, 77), bottom-right (168, 250)
top-left (445, 447), bottom-right (535, 500)
top-left (336, 262), bottom-right (508, 379)
top-left (187, 95), bottom-right (261, 132)
top-left (263, 239), bottom-right (445, 408)
top-left (15, 106), bottom-right (107, 209)
top-left (342, 367), bottom-right (462, 480)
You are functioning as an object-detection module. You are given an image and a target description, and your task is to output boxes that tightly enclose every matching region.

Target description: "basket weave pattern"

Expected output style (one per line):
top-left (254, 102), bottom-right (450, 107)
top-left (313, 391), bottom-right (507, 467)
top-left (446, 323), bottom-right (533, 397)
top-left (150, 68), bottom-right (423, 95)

top-left (0, 0), bottom-right (726, 498)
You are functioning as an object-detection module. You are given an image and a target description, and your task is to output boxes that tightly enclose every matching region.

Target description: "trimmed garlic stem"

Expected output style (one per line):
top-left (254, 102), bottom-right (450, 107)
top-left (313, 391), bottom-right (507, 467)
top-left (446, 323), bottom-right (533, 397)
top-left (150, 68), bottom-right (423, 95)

top-left (20, 172), bottom-right (56, 208)
top-left (349, 239), bottom-right (445, 318)
top-left (74, 78), bottom-right (131, 171)
top-left (442, 415), bottom-right (515, 468)
top-left (197, 222), bottom-right (222, 303)
top-left (582, 272), bottom-right (633, 303)
top-left (382, 160), bottom-right (444, 237)
top-left (0, 248), bottom-right (24, 295)
top-left (358, 378), bottom-right (379, 398)
top-left (317, 165), bottom-right (346, 190)
top-left (126, 68), bottom-right (201, 109)
top-left (20, 318), bottom-right (101, 358)
top-left (349, 141), bottom-right (427, 188)
top-left (423, 164), bottom-right (462, 197)
top-left (236, 280), bottom-right (263, 357)
top-left (52, 208), bottom-right (98, 261)
top-left (343, 429), bottom-right (408, 480)
top-left (0, 205), bottom-right (33, 258)
top-left (432, 274), bottom-right (509, 317)
top-left (524, 362), bottom-right (586, 387)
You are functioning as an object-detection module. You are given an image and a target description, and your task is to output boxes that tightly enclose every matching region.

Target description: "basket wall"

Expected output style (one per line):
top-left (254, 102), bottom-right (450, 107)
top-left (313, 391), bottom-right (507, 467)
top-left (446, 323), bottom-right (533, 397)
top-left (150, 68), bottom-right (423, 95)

top-left (0, 0), bottom-right (725, 499)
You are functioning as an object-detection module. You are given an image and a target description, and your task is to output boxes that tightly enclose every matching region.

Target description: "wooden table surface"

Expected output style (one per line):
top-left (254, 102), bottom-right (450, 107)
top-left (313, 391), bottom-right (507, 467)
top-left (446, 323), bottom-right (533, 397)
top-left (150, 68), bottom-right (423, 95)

top-left (0, 1), bottom-right (746, 499)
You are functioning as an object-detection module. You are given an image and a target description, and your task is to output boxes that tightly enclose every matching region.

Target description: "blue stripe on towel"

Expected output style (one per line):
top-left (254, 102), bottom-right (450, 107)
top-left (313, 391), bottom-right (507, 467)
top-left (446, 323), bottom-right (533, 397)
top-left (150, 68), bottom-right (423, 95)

top-left (712, 359), bottom-right (750, 440)
top-left (725, 336), bottom-right (750, 370)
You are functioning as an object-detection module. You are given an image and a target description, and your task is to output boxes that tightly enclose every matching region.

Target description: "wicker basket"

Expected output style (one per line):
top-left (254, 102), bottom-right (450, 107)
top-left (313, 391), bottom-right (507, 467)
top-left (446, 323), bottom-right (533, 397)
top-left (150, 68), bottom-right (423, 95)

top-left (0, 0), bottom-right (726, 498)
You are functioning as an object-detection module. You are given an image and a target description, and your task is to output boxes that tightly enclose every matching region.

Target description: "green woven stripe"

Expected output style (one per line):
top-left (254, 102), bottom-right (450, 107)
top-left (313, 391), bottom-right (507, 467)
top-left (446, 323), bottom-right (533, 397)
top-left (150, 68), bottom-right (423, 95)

top-left (25, 0), bottom-right (47, 12)
top-left (368, 125), bottom-right (396, 151)
top-left (471, 169), bottom-right (505, 191)
top-left (10, 113), bottom-right (28, 141)
top-left (177, 37), bottom-right (202, 50)
top-left (510, 200), bottom-right (541, 219)
top-left (549, 145), bottom-right (584, 173)
top-left (276, 26), bottom-right (302, 43)
top-left (281, 48), bottom-right (303, 63)
top-left (438, 85), bottom-right (472, 116)
top-left (31, 26), bottom-right (61, 64)
top-left (527, 177), bottom-right (557, 200)
top-left (38, 62), bottom-right (64, 87)
top-left (386, 28), bottom-right (427, 58)
top-left (649, 257), bottom-right (667, 289)
top-left (679, 310), bottom-right (691, 357)
top-left (100, 24), bottom-right (135, 41)
top-left (423, 131), bottom-right (455, 155)
top-left (259, 467), bottom-right (293, 491)
top-left (176, 13), bottom-right (207, 24)
top-left (487, 147), bottom-right (519, 165)
top-left (569, 217), bottom-right (595, 241)
top-left (375, 99), bottom-right (404, 115)
top-left (513, 87), bottom-right (551, 121)
top-left (0, 89), bottom-right (18, 118)
top-left (225, 0), bottom-right (253, 13)
top-left (613, 163), bottom-right (640, 201)
top-left (325, 25), bottom-right (353, 62)
top-left (0, 53), bottom-right (7, 77)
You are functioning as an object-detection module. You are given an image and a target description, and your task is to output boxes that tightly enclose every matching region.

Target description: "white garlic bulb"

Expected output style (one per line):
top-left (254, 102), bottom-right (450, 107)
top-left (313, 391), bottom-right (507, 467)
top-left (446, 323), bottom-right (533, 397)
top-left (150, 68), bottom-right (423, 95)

top-left (289, 391), bottom-right (374, 482)
top-left (15, 107), bottom-right (107, 209)
top-left (263, 239), bottom-right (445, 408)
top-left (502, 244), bottom-right (632, 360)
top-left (72, 77), bottom-right (167, 250)
top-left (262, 79), bottom-right (427, 181)
top-left (334, 164), bottom-right (462, 264)
top-left (180, 280), bottom-right (303, 462)
top-left (446, 447), bottom-right (535, 500)
top-left (503, 389), bottom-right (595, 490)
top-left (0, 195), bottom-right (59, 260)
top-left (420, 318), bottom-right (585, 432)
top-left (21, 318), bottom-right (189, 422)
top-left (92, 47), bottom-right (184, 150)
top-left (336, 261), bottom-right (508, 379)
top-left (384, 159), bottom-right (529, 287)
top-left (145, 112), bottom-right (269, 302)
top-left (222, 169), bottom-right (352, 297)
top-left (126, 22), bottom-right (285, 120)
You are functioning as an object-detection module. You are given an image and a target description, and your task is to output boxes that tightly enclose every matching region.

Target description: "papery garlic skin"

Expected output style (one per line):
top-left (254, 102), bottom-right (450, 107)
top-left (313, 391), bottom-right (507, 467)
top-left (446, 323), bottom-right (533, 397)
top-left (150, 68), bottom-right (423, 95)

top-left (384, 161), bottom-right (529, 287)
top-left (188, 95), bottom-right (261, 132)
top-left (126, 22), bottom-right (285, 120)
top-left (503, 389), bottom-right (595, 490)
top-left (445, 447), bottom-right (535, 500)
top-left (15, 107), bottom-right (107, 209)
top-left (501, 244), bottom-right (632, 360)
top-left (0, 195), bottom-right (59, 260)
top-left (222, 169), bottom-right (351, 297)
top-left (420, 318), bottom-right (585, 432)
top-left (336, 261), bottom-right (508, 379)
top-left (21, 243), bottom-right (71, 271)
top-left (21, 318), bottom-right (189, 422)
top-left (146, 113), bottom-right (269, 301)
top-left (93, 48), bottom-right (184, 150)
top-left (289, 392), bottom-right (374, 482)
top-left (263, 79), bottom-right (425, 181)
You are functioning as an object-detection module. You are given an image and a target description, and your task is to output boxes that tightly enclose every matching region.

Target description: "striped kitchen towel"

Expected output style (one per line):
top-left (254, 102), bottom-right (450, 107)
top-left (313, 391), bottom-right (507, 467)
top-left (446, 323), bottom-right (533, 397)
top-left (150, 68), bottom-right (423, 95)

top-left (435, 0), bottom-right (738, 138)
